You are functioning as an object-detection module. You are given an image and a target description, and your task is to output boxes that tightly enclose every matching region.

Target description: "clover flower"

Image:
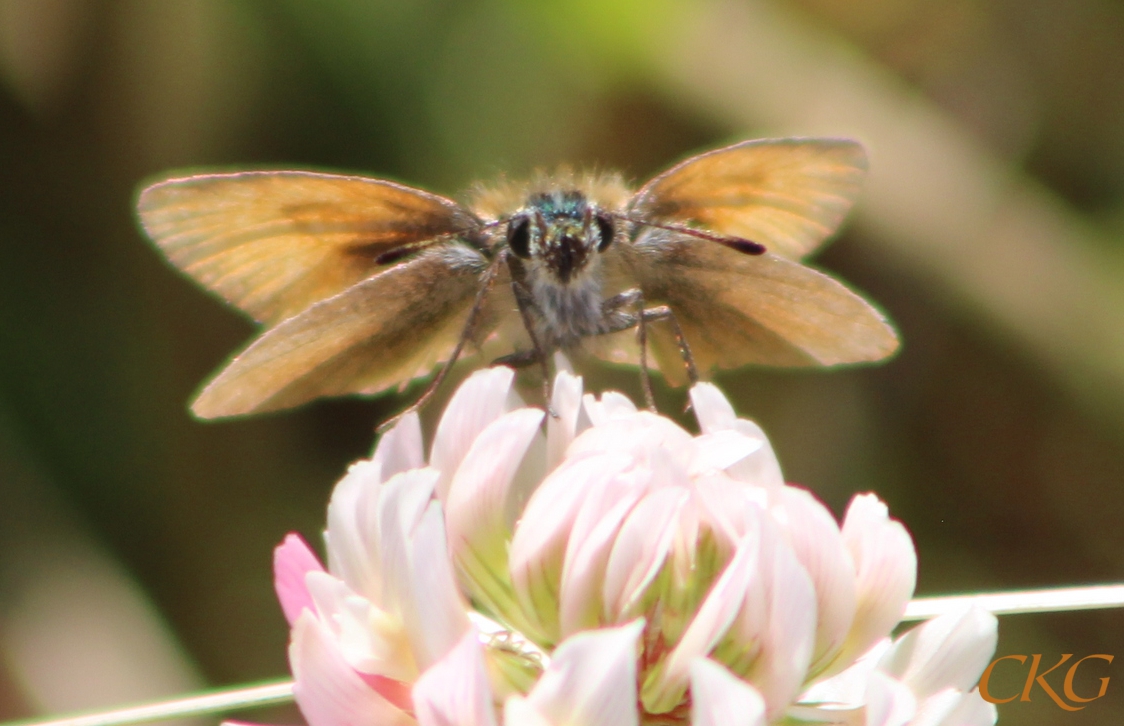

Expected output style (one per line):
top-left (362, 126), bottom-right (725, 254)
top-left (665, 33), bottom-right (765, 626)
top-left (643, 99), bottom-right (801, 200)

top-left (265, 367), bottom-right (997, 726)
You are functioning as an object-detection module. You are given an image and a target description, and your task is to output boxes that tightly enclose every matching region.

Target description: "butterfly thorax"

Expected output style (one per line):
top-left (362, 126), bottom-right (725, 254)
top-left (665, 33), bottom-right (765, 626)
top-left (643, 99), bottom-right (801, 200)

top-left (506, 189), bottom-right (617, 346)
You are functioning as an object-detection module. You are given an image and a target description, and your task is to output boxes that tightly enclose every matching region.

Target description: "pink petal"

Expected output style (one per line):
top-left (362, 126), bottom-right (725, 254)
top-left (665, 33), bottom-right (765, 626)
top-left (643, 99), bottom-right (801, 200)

top-left (431, 368), bottom-right (516, 500)
top-left (274, 533), bottom-right (325, 626)
top-left (289, 612), bottom-right (413, 726)
top-left (412, 629), bottom-right (497, 726)
top-left (689, 658), bottom-right (765, 726)
top-left (527, 622), bottom-right (643, 726)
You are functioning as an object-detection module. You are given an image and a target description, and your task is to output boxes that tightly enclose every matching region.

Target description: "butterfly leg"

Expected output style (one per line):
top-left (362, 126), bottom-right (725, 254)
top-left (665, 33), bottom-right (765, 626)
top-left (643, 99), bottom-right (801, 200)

top-left (596, 289), bottom-right (656, 409)
top-left (377, 255), bottom-right (503, 433)
top-left (491, 348), bottom-right (544, 369)
top-left (628, 292), bottom-right (657, 411)
top-left (641, 305), bottom-right (700, 385)
top-left (600, 291), bottom-right (700, 389)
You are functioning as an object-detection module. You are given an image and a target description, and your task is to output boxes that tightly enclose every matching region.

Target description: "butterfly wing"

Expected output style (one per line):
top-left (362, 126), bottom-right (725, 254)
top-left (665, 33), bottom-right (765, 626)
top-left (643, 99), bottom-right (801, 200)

top-left (611, 231), bottom-right (898, 386)
top-left (629, 138), bottom-right (867, 260)
top-left (190, 245), bottom-right (495, 418)
top-left (137, 170), bottom-right (481, 326)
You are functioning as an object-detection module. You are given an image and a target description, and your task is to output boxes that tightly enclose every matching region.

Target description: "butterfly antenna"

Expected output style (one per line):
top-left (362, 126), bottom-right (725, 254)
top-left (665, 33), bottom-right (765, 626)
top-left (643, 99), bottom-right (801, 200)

top-left (374, 218), bottom-right (512, 265)
top-left (616, 215), bottom-right (766, 256)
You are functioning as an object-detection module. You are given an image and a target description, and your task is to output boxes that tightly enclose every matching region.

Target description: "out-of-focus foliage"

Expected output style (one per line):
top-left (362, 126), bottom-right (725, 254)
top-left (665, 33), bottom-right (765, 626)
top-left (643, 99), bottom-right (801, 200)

top-left (0, 1), bottom-right (1121, 724)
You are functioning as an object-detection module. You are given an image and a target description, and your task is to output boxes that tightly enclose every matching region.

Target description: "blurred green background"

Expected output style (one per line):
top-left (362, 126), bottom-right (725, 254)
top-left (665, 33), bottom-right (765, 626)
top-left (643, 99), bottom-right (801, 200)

top-left (0, 0), bottom-right (1123, 724)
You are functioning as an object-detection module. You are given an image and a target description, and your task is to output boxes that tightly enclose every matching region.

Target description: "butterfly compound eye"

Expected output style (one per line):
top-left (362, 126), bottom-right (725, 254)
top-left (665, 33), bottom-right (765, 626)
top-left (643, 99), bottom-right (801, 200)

top-left (507, 216), bottom-right (532, 259)
top-left (595, 213), bottom-right (614, 252)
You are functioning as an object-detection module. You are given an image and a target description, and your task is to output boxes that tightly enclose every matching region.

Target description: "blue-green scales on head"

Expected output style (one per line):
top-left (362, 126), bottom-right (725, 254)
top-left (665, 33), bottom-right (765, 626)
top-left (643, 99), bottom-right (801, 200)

top-left (136, 138), bottom-right (899, 422)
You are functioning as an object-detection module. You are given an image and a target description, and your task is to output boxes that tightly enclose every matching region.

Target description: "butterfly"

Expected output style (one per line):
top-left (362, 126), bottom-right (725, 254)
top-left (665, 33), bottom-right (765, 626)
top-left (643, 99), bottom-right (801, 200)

top-left (137, 137), bottom-right (898, 419)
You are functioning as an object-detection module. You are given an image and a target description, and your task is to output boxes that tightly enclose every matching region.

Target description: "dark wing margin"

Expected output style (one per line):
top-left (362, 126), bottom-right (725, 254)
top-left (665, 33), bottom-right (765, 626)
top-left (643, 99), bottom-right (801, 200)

top-left (190, 245), bottom-right (489, 418)
top-left (137, 170), bottom-right (481, 326)
top-left (629, 138), bottom-right (868, 260)
top-left (618, 231), bottom-right (898, 385)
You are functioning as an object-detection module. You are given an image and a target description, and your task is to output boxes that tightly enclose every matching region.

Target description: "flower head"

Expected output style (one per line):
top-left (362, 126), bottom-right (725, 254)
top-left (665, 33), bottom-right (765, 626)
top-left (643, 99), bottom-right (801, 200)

top-left (261, 368), bottom-right (994, 726)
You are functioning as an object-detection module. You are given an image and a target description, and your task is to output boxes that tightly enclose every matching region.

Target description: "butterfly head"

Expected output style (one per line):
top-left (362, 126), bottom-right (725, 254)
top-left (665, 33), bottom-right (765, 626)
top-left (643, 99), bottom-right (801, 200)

top-left (506, 190), bottom-right (615, 285)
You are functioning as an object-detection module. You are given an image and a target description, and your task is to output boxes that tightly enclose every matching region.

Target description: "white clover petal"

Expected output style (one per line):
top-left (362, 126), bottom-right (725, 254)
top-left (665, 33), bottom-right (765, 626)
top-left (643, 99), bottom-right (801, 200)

top-left (446, 408), bottom-right (545, 549)
top-left (546, 370), bottom-right (586, 471)
top-left (446, 408), bottom-right (545, 616)
top-left (688, 430), bottom-right (762, 475)
top-left (909, 688), bottom-right (970, 726)
top-left (372, 411), bottom-right (425, 480)
top-left (689, 384), bottom-right (783, 488)
top-left (376, 469), bottom-right (441, 619)
top-left (602, 487), bottom-right (689, 621)
top-left (325, 459), bottom-right (383, 596)
top-left (431, 367), bottom-right (517, 500)
top-left (289, 612), bottom-right (413, 726)
top-left (412, 629), bottom-right (497, 726)
top-left (582, 390), bottom-right (638, 424)
top-left (689, 657), bottom-right (766, 726)
top-left (918, 689), bottom-right (996, 726)
top-left (863, 671), bottom-right (917, 726)
top-left (769, 485), bottom-right (858, 675)
top-left (646, 528), bottom-right (760, 712)
top-left (836, 494), bottom-right (917, 671)
top-left (403, 501), bottom-right (471, 670)
top-left (735, 518), bottom-right (818, 716)
top-left (691, 475), bottom-right (766, 546)
top-left (688, 383), bottom-right (739, 433)
top-left (511, 454), bottom-right (639, 640)
top-left (558, 484), bottom-right (647, 636)
top-left (303, 570), bottom-right (408, 678)
top-left (877, 607), bottom-right (997, 699)
top-left (504, 695), bottom-right (553, 726)
top-left (563, 414), bottom-right (699, 494)
top-left (799, 638), bottom-right (891, 708)
top-left (527, 621), bottom-right (643, 726)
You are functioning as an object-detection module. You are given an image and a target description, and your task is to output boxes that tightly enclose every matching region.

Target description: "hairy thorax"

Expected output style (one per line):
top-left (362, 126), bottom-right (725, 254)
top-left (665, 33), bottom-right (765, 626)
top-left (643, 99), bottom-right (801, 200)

top-left (471, 169), bottom-right (633, 349)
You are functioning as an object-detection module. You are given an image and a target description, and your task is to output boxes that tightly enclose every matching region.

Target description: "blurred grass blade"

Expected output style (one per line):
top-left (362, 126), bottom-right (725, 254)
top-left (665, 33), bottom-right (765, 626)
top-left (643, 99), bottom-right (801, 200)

top-left (904, 583), bottom-right (1124, 620)
top-left (2, 680), bottom-right (293, 726)
top-left (5, 585), bottom-right (1124, 726)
